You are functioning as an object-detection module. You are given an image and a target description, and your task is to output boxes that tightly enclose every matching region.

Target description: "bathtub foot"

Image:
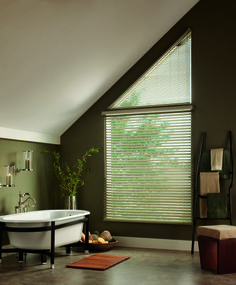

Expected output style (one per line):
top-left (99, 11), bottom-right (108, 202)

top-left (41, 254), bottom-right (47, 264)
top-left (51, 264), bottom-right (55, 269)
top-left (18, 251), bottom-right (24, 263)
top-left (85, 250), bottom-right (89, 255)
top-left (66, 246), bottom-right (72, 255)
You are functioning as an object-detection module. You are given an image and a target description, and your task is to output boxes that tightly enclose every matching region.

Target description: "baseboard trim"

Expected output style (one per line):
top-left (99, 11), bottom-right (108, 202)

top-left (116, 236), bottom-right (199, 252)
top-left (2, 238), bottom-right (199, 256)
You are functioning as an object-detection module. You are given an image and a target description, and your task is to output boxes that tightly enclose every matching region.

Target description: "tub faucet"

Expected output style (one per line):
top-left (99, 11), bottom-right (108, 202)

top-left (15, 192), bottom-right (36, 213)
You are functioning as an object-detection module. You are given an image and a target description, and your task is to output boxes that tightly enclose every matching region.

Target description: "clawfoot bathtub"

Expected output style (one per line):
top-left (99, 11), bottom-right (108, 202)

top-left (0, 210), bottom-right (90, 268)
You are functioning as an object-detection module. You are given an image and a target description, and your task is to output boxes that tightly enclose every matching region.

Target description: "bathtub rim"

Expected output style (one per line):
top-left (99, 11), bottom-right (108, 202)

top-left (0, 209), bottom-right (90, 223)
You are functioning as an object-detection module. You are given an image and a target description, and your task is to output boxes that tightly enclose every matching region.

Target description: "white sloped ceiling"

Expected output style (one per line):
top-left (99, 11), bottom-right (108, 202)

top-left (0, 0), bottom-right (199, 144)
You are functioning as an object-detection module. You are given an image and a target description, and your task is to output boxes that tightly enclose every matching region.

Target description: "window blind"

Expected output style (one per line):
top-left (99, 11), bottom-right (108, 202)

top-left (110, 30), bottom-right (191, 109)
top-left (104, 30), bottom-right (192, 224)
top-left (104, 110), bottom-right (192, 224)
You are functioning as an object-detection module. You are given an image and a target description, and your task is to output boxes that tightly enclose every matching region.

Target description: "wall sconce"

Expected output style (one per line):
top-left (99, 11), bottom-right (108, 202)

top-left (17, 151), bottom-right (33, 172)
top-left (0, 150), bottom-right (33, 188)
top-left (3, 165), bottom-right (15, 187)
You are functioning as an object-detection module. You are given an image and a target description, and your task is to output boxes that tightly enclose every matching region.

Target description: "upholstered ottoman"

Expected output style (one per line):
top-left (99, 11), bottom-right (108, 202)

top-left (197, 225), bottom-right (236, 274)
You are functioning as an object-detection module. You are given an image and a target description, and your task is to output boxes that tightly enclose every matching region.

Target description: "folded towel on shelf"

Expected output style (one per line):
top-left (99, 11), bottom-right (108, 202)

top-left (211, 148), bottom-right (224, 171)
top-left (207, 193), bottom-right (228, 219)
top-left (200, 172), bottom-right (220, 218)
top-left (221, 149), bottom-right (231, 179)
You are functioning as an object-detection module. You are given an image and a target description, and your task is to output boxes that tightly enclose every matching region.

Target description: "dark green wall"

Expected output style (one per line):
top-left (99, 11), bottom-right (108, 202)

top-left (61, 0), bottom-right (236, 241)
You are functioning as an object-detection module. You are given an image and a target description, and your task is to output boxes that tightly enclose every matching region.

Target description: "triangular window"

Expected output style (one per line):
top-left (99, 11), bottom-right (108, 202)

top-left (110, 31), bottom-right (191, 109)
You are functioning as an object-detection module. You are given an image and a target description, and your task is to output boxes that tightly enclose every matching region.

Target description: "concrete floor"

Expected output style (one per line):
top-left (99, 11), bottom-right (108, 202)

top-left (0, 246), bottom-right (236, 285)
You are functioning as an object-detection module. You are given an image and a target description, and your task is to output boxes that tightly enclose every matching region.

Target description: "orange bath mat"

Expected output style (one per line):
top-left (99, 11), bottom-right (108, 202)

top-left (66, 254), bottom-right (130, 270)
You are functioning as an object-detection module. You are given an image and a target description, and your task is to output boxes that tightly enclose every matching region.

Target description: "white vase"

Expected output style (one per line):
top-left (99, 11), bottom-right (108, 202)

top-left (65, 196), bottom-right (77, 210)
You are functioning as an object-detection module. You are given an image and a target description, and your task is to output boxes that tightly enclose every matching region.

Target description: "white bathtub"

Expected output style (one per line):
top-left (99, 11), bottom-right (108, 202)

top-left (0, 209), bottom-right (90, 250)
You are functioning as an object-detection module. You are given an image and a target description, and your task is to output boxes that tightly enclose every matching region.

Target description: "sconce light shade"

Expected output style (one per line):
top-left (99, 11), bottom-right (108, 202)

top-left (23, 151), bottom-right (33, 171)
top-left (4, 165), bottom-right (15, 187)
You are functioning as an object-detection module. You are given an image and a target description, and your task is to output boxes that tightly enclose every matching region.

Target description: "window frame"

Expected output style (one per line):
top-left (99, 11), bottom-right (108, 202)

top-left (103, 30), bottom-right (193, 224)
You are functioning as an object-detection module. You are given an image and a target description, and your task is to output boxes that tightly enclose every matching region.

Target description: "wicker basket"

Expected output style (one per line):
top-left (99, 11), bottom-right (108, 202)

top-left (88, 241), bottom-right (118, 252)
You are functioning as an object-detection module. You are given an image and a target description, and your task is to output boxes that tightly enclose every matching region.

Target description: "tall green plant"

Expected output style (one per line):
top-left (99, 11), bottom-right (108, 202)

top-left (51, 147), bottom-right (99, 197)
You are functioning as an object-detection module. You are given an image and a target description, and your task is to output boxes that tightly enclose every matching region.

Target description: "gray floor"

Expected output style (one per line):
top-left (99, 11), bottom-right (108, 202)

top-left (0, 246), bottom-right (236, 285)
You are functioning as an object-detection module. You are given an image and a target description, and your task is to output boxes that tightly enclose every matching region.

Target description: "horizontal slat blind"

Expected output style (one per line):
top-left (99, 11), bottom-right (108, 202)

top-left (104, 111), bottom-right (192, 224)
top-left (110, 31), bottom-right (191, 109)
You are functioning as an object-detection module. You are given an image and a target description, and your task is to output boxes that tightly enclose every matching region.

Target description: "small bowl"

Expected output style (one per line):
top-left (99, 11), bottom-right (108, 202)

top-left (88, 241), bottom-right (118, 252)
